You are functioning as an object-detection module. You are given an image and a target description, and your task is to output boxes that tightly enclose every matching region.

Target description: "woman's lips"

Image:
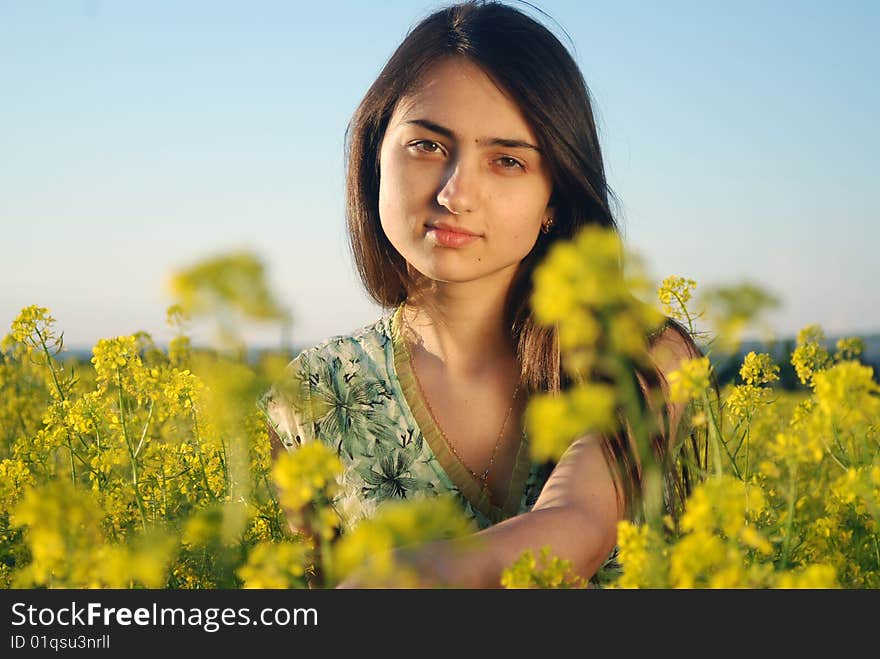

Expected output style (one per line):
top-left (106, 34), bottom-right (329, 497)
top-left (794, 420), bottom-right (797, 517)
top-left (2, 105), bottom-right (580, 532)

top-left (426, 225), bottom-right (481, 248)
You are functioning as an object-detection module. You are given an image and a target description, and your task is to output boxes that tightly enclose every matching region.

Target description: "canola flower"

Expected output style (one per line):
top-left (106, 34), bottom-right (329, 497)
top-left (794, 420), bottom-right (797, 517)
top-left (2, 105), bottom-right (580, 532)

top-left (667, 357), bottom-right (712, 404)
top-left (236, 540), bottom-right (313, 589)
top-left (739, 351), bottom-right (780, 387)
top-left (500, 546), bottom-right (587, 589)
top-left (528, 225), bottom-right (672, 527)
top-left (2, 239), bottom-right (878, 589)
top-left (657, 275), bottom-right (698, 329)
top-left (1, 293), bottom-right (296, 588)
top-left (834, 337), bottom-right (865, 361)
top-left (611, 307), bottom-right (879, 587)
top-left (791, 324), bottom-right (831, 386)
top-left (331, 496), bottom-right (477, 588)
top-left (524, 383), bottom-right (617, 464)
top-left (723, 352), bottom-right (779, 429)
top-left (612, 522), bottom-right (668, 589)
top-left (271, 442), bottom-right (343, 511)
top-left (696, 283), bottom-right (780, 355)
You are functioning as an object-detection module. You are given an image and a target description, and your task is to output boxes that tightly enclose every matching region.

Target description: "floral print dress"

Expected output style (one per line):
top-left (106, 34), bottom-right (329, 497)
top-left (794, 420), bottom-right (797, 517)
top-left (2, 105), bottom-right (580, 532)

top-left (258, 304), bottom-right (620, 586)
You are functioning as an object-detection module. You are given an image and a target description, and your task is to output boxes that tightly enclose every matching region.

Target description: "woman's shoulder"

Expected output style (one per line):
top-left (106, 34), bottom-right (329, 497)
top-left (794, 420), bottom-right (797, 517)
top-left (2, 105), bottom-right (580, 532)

top-left (289, 308), bottom-right (397, 371)
top-left (259, 308), bottom-right (399, 449)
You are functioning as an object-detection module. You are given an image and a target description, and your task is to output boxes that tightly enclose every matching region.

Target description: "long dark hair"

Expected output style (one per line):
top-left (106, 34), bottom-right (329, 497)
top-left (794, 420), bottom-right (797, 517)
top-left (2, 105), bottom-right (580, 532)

top-left (345, 0), bottom-right (710, 524)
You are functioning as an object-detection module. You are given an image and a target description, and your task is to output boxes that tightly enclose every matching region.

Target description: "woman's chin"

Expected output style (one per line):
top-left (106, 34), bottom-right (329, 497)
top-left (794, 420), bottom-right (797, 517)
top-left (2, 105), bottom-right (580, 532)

top-left (409, 263), bottom-right (516, 288)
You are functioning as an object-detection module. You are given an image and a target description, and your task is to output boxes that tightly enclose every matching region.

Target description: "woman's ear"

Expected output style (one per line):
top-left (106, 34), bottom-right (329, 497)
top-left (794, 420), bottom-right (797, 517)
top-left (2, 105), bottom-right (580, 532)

top-left (541, 208), bottom-right (556, 235)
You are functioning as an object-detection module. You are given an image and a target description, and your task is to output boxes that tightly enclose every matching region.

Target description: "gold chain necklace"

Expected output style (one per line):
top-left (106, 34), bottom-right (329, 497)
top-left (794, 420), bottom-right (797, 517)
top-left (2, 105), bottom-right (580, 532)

top-left (400, 304), bottom-right (521, 493)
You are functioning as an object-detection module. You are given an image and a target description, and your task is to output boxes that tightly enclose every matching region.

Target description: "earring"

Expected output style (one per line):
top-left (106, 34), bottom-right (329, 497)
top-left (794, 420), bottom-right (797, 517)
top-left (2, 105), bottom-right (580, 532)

top-left (541, 217), bottom-right (554, 234)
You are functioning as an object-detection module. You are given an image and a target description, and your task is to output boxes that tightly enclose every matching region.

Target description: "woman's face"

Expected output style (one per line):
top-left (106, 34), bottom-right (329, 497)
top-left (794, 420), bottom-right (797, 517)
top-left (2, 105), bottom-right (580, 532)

top-left (378, 57), bottom-right (554, 289)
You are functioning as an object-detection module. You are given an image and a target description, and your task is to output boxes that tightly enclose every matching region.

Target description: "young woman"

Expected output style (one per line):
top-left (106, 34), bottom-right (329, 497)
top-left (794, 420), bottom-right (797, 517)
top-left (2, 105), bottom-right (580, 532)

top-left (260, 0), bottom-right (705, 588)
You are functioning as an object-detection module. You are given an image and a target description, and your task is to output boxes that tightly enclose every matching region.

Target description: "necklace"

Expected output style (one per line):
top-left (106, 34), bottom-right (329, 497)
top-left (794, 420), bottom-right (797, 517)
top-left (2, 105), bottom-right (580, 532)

top-left (400, 304), bottom-right (522, 495)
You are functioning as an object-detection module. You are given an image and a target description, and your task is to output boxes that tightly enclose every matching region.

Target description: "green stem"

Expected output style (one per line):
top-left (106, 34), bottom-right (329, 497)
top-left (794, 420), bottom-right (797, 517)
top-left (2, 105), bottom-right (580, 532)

top-left (187, 395), bottom-right (216, 500)
top-left (161, 464), bottom-right (169, 522)
top-left (780, 463), bottom-right (799, 570)
top-left (133, 399), bottom-right (154, 459)
top-left (89, 408), bottom-right (102, 451)
top-left (671, 291), bottom-right (696, 335)
top-left (261, 471), bottom-right (285, 539)
top-left (35, 328), bottom-right (77, 484)
top-left (830, 423), bottom-right (851, 466)
top-left (816, 432), bottom-right (849, 472)
top-left (744, 422), bottom-right (750, 482)
top-left (613, 356), bottom-right (661, 527)
top-left (219, 437), bottom-right (230, 497)
top-left (731, 423), bottom-right (748, 459)
top-left (87, 408), bottom-right (108, 492)
top-left (34, 328), bottom-right (66, 402)
top-left (702, 392), bottom-right (725, 478)
top-left (117, 370), bottom-right (148, 532)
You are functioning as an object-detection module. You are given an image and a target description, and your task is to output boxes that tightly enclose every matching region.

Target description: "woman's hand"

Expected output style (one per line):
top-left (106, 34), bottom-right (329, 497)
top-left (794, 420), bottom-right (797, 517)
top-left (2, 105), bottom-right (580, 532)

top-left (333, 541), bottom-right (480, 589)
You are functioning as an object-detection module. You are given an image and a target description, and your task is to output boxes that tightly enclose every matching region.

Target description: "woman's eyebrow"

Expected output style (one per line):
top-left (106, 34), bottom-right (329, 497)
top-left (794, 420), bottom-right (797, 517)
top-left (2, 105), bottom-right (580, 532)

top-left (403, 118), bottom-right (541, 152)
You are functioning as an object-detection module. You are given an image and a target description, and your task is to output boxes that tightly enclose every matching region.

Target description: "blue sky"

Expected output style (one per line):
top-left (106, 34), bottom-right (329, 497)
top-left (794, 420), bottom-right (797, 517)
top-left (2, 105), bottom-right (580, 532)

top-left (1, 0), bottom-right (877, 350)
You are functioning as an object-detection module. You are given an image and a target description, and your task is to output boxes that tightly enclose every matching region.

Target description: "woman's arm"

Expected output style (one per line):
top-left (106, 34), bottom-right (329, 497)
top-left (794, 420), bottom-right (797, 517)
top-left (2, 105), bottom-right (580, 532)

top-left (443, 431), bottom-right (622, 587)
top-left (336, 326), bottom-right (696, 588)
top-left (338, 432), bottom-right (621, 588)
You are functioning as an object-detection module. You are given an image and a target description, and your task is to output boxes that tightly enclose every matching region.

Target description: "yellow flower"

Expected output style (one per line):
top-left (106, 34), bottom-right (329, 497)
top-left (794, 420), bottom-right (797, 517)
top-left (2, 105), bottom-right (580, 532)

top-left (162, 368), bottom-right (203, 412)
top-left (182, 505), bottom-right (224, 548)
top-left (680, 475), bottom-right (764, 538)
top-left (501, 546), bottom-right (586, 589)
top-left (2, 305), bottom-right (60, 355)
top-left (667, 356), bottom-right (712, 403)
top-left (271, 442), bottom-right (343, 511)
top-left (608, 310), bottom-right (649, 359)
top-left (790, 325), bottom-right (830, 386)
top-left (95, 531), bottom-right (176, 588)
top-left (315, 506), bottom-right (341, 542)
top-left (789, 398), bottom-right (816, 429)
top-left (813, 361), bottom-right (880, 426)
top-left (525, 383), bottom-right (618, 463)
top-left (797, 324), bottom-right (825, 346)
top-left (168, 336), bottom-right (192, 367)
top-left (165, 304), bottom-right (190, 330)
top-left (834, 337), bottom-right (865, 362)
top-left (767, 430), bottom-right (824, 465)
top-left (331, 496), bottom-right (475, 587)
top-left (707, 561), bottom-right (746, 589)
top-left (739, 351), bottom-right (780, 386)
top-left (237, 540), bottom-right (312, 589)
top-left (0, 459), bottom-right (35, 509)
top-left (10, 480), bottom-right (107, 587)
top-left (557, 309), bottom-right (601, 352)
top-left (725, 384), bottom-right (770, 421)
top-left (774, 564), bottom-right (838, 588)
top-left (739, 524), bottom-right (773, 555)
top-left (830, 466), bottom-right (880, 516)
top-left (657, 275), bottom-right (697, 323)
top-left (757, 460), bottom-right (781, 479)
top-left (614, 521), bottom-right (668, 588)
top-left (169, 251), bottom-right (287, 322)
top-left (668, 531), bottom-right (728, 588)
top-left (90, 336), bottom-right (148, 397)
top-left (531, 225), bottom-right (629, 325)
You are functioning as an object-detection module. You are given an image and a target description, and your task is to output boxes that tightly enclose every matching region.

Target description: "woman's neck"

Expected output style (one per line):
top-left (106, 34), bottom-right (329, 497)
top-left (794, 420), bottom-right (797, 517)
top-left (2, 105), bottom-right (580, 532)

top-left (403, 277), bottom-right (517, 380)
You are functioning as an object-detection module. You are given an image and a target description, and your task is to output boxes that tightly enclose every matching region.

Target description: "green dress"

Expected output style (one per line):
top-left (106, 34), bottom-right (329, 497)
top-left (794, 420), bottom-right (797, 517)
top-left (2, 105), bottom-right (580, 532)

top-left (258, 304), bottom-right (620, 586)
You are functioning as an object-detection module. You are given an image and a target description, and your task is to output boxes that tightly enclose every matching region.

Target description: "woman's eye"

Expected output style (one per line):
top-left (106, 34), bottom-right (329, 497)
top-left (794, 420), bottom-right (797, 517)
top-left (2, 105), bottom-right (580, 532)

top-left (497, 156), bottom-right (525, 170)
top-left (410, 140), bottom-right (443, 154)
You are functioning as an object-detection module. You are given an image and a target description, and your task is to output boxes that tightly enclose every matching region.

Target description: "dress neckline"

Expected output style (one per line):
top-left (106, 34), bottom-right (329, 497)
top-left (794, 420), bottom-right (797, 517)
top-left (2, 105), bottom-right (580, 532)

top-left (388, 304), bottom-right (532, 524)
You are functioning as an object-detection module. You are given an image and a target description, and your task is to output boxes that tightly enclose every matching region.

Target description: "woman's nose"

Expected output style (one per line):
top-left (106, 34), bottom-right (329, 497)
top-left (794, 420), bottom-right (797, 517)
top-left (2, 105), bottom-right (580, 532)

top-left (436, 159), bottom-right (479, 215)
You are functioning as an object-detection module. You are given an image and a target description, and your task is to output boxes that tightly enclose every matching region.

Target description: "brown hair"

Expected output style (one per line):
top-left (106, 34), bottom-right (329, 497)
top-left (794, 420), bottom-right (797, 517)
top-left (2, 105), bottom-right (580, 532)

top-left (344, 1), bottom-right (710, 524)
